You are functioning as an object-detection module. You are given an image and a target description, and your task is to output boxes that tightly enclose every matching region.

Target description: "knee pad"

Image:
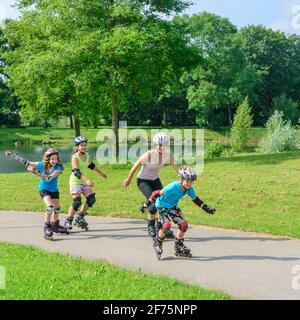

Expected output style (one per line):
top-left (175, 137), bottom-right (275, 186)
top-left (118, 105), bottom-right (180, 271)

top-left (148, 203), bottom-right (157, 215)
top-left (72, 197), bottom-right (82, 211)
top-left (162, 222), bottom-right (171, 234)
top-left (54, 207), bottom-right (60, 214)
top-left (179, 220), bottom-right (188, 232)
top-left (46, 205), bottom-right (54, 216)
top-left (86, 193), bottom-right (96, 208)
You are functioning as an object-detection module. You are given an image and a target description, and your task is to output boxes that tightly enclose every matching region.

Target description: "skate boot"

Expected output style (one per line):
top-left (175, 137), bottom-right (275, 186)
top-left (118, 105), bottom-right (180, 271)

top-left (174, 238), bottom-right (192, 258)
top-left (74, 212), bottom-right (89, 231)
top-left (64, 216), bottom-right (74, 231)
top-left (147, 219), bottom-right (157, 240)
top-left (52, 219), bottom-right (69, 234)
top-left (140, 202), bottom-right (148, 214)
top-left (44, 222), bottom-right (54, 241)
top-left (153, 237), bottom-right (163, 260)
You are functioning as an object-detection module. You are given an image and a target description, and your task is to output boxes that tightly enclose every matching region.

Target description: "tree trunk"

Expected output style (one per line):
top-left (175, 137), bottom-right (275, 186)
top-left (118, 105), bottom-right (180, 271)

top-left (74, 116), bottom-right (81, 137)
top-left (70, 113), bottom-right (74, 129)
top-left (112, 94), bottom-right (119, 157)
top-left (12, 96), bottom-right (21, 128)
top-left (43, 120), bottom-right (49, 128)
top-left (93, 116), bottom-right (98, 129)
top-left (162, 104), bottom-right (167, 127)
top-left (228, 106), bottom-right (232, 126)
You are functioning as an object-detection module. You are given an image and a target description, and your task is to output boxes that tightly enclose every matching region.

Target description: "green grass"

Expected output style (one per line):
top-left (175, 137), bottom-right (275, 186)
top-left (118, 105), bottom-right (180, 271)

top-left (0, 126), bottom-right (256, 146)
top-left (0, 242), bottom-right (231, 300)
top-left (1, 126), bottom-right (299, 147)
top-left (1, 151), bottom-right (300, 238)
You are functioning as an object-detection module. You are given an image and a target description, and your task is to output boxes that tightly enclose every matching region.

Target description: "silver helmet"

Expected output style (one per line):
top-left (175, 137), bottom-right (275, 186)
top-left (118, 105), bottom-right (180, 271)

top-left (178, 166), bottom-right (197, 181)
top-left (73, 135), bottom-right (88, 146)
top-left (152, 132), bottom-right (169, 145)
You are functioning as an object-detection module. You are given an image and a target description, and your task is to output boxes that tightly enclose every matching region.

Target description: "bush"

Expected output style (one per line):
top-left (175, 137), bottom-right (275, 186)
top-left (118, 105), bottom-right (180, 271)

top-left (220, 146), bottom-right (235, 157)
top-left (230, 97), bottom-right (253, 152)
top-left (259, 110), bottom-right (298, 154)
top-left (205, 141), bottom-right (225, 158)
top-left (271, 94), bottom-right (299, 125)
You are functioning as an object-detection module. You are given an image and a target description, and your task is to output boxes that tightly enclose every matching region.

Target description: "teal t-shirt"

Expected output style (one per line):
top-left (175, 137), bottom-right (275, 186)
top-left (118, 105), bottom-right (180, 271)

top-left (38, 161), bottom-right (62, 192)
top-left (156, 181), bottom-right (196, 209)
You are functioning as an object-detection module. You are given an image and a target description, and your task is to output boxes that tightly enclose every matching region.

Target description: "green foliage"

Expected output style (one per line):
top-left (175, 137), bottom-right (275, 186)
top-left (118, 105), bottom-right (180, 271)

top-left (271, 94), bottom-right (299, 125)
top-left (259, 110), bottom-right (298, 154)
top-left (230, 97), bottom-right (253, 152)
top-left (205, 140), bottom-right (225, 158)
top-left (1, 2), bottom-right (299, 131)
top-left (179, 12), bottom-right (259, 129)
top-left (3, 0), bottom-right (193, 133)
top-left (239, 26), bottom-right (300, 125)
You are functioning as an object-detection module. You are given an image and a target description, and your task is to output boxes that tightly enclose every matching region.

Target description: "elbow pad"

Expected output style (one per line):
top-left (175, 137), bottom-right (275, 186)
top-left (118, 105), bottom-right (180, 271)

top-left (23, 159), bottom-right (30, 167)
top-left (72, 168), bottom-right (82, 179)
top-left (149, 190), bottom-right (161, 202)
top-left (88, 162), bottom-right (96, 170)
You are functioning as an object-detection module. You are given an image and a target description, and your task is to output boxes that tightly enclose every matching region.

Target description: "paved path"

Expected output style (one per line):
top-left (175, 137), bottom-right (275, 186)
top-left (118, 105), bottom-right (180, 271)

top-left (1, 211), bottom-right (300, 300)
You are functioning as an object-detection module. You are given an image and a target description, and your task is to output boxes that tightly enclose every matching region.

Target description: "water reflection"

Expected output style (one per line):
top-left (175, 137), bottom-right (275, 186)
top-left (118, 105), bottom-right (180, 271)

top-left (0, 144), bottom-right (203, 174)
top-left (0, 146), bottom-right (89, 173)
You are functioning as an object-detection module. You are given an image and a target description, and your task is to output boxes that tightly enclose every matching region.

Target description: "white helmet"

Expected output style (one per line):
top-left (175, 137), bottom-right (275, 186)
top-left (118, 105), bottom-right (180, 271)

top-left (178, 166), bottom-right (197, 181)
top-left (152, 132), bottom-right (169, 145)
top-left (73, 135), bottom-right (88, 146)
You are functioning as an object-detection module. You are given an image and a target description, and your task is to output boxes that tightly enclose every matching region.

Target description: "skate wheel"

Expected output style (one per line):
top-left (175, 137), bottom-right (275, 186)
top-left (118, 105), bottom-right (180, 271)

top-left (188, 253), bottom-right (192, 258)
top-left (156, 254), bottom-right (161, 261)
top-left (84, 226), bottom-right (89, 231)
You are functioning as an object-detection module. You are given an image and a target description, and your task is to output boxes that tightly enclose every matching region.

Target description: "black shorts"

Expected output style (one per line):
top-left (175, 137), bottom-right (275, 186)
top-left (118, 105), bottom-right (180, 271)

top-left (39, 190), bottom-right (60, 199)
top-left (136, 178), bottom-right (163, 199)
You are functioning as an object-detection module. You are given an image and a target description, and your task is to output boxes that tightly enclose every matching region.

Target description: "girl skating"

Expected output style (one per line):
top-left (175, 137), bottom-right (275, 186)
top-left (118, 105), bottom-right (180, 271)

top-left (64, 136), bottom-right (107, 231)
top-left (5, 149), bottom-right (68, 240)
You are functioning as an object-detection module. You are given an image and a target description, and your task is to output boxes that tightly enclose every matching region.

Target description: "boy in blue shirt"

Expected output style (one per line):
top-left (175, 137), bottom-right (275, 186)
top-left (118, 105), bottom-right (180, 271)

top-left (147, 166), bottom-right (216, 259)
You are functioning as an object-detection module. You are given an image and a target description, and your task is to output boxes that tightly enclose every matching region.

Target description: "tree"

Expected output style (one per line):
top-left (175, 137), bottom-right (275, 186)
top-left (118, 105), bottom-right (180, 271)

top-left (0, 23), bottom-right (21, 128)
top-left (239, 25), bottom-right (300, 125)
top-left (180, 12), bottom-right (257, 128)
top-left (4, 0), bottom-right (192, 151)
top-left (271, 94), bottom-right (299, 125)
top-left (230, 97), bottom-right (253, 152)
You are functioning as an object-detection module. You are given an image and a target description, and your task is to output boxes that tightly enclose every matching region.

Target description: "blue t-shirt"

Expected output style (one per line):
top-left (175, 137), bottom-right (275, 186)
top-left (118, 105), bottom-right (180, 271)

top-left (156, 181), bottom-right (197, 209)
top-left (38, 162), bottom-right (62, 192)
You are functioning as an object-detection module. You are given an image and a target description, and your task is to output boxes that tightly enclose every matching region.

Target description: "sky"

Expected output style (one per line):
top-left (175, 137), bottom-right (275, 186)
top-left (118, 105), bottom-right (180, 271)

top-left (0, 0), bottom-right (299, 34)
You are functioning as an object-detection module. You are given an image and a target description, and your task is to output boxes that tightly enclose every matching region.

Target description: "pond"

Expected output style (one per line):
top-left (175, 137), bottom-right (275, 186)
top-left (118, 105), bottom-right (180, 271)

top-left (0, 145), bottom-right (101, 173)
top-left (0, 144), bottom-right (203, 173)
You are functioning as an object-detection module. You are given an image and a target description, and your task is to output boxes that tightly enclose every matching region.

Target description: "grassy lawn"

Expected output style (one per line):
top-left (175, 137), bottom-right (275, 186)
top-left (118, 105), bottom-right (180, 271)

top-left (0, 151), bottom-right (300, 238)
top-left (0, 242), bottom-right (231, 300)
top-left (1, 126), bottom-right (299, 148)
top-left (0, 126), bottom-right (241, 145)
